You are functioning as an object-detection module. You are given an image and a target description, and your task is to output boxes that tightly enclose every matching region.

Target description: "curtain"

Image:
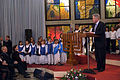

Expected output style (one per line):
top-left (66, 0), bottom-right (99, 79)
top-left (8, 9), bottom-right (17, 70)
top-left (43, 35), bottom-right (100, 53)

top-left (0, 0), bottom-right (45, 45)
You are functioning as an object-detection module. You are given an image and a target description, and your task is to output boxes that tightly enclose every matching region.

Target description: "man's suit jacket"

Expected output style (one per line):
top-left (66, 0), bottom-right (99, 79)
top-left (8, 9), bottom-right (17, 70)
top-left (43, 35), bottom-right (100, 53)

top-left (92, 21), bottom-right (106, 48)
top-left (0, 52), bottom-right (13, 69)
top-left (4, 40), bottom-right (12, 54)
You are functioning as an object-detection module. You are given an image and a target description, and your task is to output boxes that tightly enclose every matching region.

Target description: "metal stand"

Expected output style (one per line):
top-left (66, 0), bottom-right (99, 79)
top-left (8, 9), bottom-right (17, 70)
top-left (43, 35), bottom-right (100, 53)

top-left (82, 37), bottom-right (96, 74)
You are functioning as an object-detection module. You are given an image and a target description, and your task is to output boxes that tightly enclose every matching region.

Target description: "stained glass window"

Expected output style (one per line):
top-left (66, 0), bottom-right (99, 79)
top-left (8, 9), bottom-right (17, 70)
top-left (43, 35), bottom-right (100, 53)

top-left (75, 0), bottom-right (100, 19)
top-left (47, 25), bottom-right (70, 40)
top-left (46, 0), bottom-right (70, 20)
top-left (75, 24), bottom-right (93, 31)
top-left (105, 0), bottom-right (120, 18)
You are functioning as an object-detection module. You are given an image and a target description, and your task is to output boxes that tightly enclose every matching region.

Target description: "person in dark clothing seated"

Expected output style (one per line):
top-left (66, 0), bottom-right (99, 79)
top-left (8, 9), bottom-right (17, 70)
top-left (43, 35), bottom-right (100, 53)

top-left (0, 37), bottom-right (5, 53)
top-left (0, 56), bottom-right (10, 80)
top-left (0, 46), bottom-right (15, 80)
top-left (4, 36), bottom-right (12, 56)
top-left (12, 45), bottom-right (30, 78)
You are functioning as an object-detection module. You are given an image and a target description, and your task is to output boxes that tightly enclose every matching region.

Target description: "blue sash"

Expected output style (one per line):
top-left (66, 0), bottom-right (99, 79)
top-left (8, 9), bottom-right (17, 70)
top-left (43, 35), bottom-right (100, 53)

top-left (48, 43), bottom-right (53, 54)
top-left (40, 46), bottom-right (46, 55)
top-left (18, 45), bottom-right (24, 55)
top-left (31, 45), bottom-right (36, 55)
top-left (54, 44), bottom-right (59, 55)
top-left (59, 43), bottom-right (67, 54)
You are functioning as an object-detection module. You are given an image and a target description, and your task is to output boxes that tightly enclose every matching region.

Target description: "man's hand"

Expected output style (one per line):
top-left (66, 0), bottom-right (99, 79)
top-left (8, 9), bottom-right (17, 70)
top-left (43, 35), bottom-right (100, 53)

top-left (14, 61), bottom-right (18, 64)
top-left (0, 58), bottom-right (2, 62)
top-left (89, 32), bottom-right (94, 34)
top-left (2, 61), bottom-right (8, 66)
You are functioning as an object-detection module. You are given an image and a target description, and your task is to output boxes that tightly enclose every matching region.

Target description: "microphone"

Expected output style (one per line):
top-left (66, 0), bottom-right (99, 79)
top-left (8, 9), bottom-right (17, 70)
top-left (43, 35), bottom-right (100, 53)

top-left (82, 26), bottom-right (89, 32)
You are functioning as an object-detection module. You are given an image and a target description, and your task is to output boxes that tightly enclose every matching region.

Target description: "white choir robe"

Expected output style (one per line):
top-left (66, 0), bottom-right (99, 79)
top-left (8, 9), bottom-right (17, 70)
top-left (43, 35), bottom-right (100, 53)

top-left (35, 45), bottom-right (40, 64)
top-left (47, 54), bottom-right (53, 65)
top-left (59, 42), bottom-right (67, 64)
top-left (61, 52), bottom-right (67, 64)
top-left (29, 44), bottom-right (37, 64)
top-left (47, 42), bottom-right (53, 65)
top-left (53, 44), bottom-right (60, 65)
top-left (23, 44), bottom-right (31, 64)
top-left (39, 44), bottom-right (48, 64)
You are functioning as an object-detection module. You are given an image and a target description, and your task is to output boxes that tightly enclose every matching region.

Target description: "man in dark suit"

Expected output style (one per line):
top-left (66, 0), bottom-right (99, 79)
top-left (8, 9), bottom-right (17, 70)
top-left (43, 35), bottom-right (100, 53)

top-left (91, 14), bottom-right (106, 72)
top-left (4, 36), bottom-right (12, 56)
top-left (0, 46), bottom-right (30, 80)
top-left (12, 45), bottom-right (30, 78)
top-left (0, 46), bottom-right (15, 80)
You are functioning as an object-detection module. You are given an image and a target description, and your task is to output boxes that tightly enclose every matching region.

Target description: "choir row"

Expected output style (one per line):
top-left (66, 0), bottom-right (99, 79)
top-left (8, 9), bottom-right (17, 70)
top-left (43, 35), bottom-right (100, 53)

top-left (105, 27), bottom-right (120, 54)
top-left (17, 38), bottom-right (67, 65)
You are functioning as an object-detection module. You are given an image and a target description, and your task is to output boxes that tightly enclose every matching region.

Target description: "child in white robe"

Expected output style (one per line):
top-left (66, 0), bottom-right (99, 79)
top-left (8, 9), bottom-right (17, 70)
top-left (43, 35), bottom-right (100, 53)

top-left (23, 40), bottom-right (31, 64)
top-left (53, 39), bottom-right (60, 65)
top-left (39, 40), bottom-right (48, 64)
top-left (35, 41), bottom-right (41, 64)
top-left (18, 41), bottom-right (24, 61)
top-left (110, 27), bottom-right (116, 54)
top-left (30, 41), bottom-right (37, 64)
top-left (59, 38), bottom-right (67, 64)
top-left (47, 38), bottom-right (53, 65)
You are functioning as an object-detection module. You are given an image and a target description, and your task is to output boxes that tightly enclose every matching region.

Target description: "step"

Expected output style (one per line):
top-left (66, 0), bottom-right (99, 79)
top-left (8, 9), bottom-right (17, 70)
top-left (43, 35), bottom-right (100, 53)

top-left (90, 53), bottom-right (120, 66)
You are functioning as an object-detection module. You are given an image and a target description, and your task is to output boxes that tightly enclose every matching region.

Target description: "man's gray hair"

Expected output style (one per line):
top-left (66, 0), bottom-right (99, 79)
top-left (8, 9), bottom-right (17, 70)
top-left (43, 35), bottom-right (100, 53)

top-left (1, 46), bottom-right (7, 51)
top-left (92, 14), bottom-right (100, 19)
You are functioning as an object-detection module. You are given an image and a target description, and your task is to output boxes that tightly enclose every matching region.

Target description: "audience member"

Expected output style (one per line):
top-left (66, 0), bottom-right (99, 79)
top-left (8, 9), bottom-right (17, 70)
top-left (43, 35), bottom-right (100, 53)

top-left (105, 27), bottom-right (110, 53)
top-left (110, 27), bottom-right (116, 54)
top-left (4, 36), bottom-right (12, 56)
top-left (116, 19), bottom-right (120, 54)
top-left (0, 46), bottom-right (15, 80)
top-left (12, 45), bottom-right (30, 78)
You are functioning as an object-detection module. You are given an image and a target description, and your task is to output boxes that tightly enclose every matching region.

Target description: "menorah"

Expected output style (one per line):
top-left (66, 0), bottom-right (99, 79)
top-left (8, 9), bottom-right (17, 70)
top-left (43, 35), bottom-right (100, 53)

top-left (63, 32), bottom-right (97, 68)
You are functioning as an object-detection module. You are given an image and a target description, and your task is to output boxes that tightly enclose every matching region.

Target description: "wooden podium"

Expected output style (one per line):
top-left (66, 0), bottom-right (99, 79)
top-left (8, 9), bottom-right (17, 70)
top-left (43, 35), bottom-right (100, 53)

top-left (63, 32), bottom-right (97, 66)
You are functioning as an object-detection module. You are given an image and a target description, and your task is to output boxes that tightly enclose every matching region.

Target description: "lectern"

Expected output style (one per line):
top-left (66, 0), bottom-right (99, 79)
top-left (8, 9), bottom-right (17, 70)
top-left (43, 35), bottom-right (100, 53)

top-left (63, 32), bottom-right (97, 74)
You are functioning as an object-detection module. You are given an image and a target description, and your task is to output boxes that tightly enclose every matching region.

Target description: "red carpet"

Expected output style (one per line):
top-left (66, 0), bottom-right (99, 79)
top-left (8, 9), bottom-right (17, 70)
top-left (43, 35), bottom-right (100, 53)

top-left (27, 58), bottom-right (120, 80)
top-left (93, 52), bottom-right (120, 61)
top-left (106, 54), bottom-right (120, 60)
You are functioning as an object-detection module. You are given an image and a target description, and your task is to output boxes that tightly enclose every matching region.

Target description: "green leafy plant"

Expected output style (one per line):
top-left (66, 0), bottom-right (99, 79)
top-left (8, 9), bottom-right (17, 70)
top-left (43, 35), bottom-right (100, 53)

top-left (61, 68), bottom-right (88, 80)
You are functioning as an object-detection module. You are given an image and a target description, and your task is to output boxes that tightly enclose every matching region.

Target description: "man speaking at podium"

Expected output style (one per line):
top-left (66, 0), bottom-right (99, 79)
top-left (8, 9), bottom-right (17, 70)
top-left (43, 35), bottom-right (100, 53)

top-left (91, 14), bottom-right (106, 72)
